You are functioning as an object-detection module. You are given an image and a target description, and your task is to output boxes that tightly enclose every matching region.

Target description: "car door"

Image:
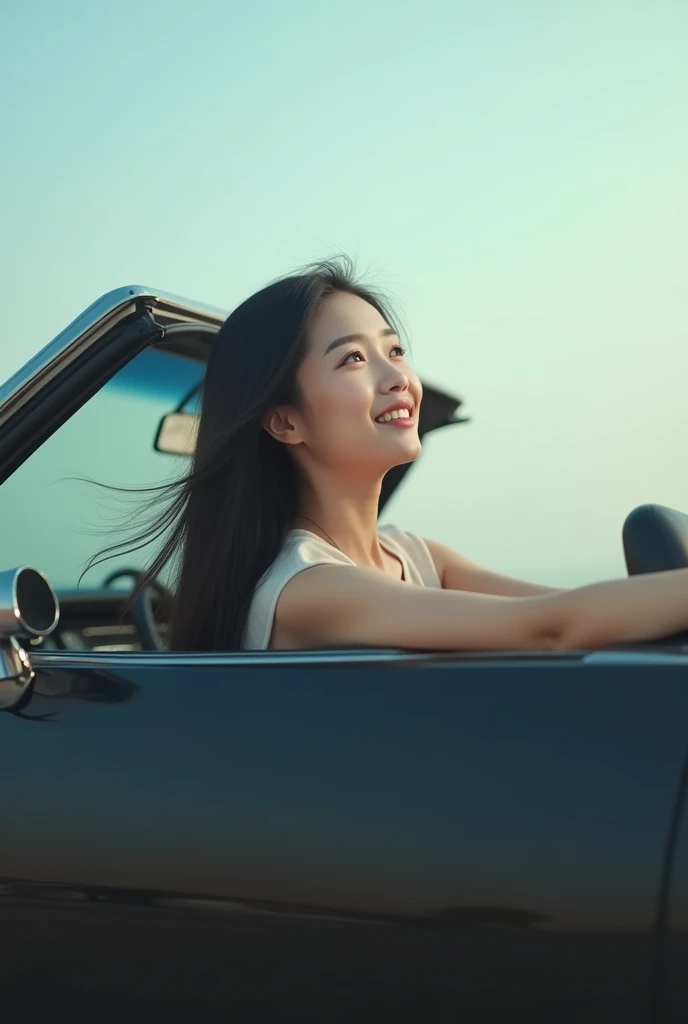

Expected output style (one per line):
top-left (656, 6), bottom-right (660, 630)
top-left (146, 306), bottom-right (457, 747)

top-left (3, 651), bottom-right (688, 1022)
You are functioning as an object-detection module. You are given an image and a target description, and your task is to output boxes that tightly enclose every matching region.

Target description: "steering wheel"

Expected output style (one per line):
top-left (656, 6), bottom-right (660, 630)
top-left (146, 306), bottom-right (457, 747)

top-left (103, 569), bottom-right (171, 651)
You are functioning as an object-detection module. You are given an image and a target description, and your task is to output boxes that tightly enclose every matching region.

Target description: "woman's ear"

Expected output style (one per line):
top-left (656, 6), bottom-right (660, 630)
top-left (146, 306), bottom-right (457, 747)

top-left (263, 405), bottom-right (303, 446)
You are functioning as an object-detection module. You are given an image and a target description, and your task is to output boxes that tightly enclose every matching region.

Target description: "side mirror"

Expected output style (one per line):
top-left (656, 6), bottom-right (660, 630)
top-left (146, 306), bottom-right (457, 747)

top-left (154, 412), bottom-right (199, 456)
top-left (0, 567), bottom-right (60, 711)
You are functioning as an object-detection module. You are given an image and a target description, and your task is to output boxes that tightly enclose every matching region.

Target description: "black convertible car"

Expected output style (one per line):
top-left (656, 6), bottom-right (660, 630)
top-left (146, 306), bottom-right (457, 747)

top-left (1, 286), bottom-right (687, 1023)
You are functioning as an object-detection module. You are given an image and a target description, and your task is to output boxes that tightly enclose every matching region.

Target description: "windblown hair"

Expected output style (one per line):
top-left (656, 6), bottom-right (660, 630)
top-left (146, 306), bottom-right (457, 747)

top-left (82, 257), bottom-right (402, 651)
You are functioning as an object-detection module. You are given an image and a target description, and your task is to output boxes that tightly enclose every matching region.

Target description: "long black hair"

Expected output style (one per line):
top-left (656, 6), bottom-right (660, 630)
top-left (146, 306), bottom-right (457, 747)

top-left (83, 257), bottom-right (403, 651)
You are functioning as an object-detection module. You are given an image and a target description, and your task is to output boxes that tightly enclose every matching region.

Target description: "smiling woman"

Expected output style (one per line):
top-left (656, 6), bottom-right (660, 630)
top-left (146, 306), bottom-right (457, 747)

top-left (83, 256), bottom-right (421, 650)
top-left (82, 256), bottom-right (688, 654)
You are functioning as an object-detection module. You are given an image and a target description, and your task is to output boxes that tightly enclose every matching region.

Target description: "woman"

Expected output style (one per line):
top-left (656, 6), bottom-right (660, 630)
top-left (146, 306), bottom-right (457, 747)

top-left (92, 257), bottom-right (688, 651)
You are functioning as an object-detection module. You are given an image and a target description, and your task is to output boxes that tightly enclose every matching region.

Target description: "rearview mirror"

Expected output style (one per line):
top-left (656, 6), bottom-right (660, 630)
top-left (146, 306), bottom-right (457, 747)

top-left (155, 412), bottom-right (199, 456)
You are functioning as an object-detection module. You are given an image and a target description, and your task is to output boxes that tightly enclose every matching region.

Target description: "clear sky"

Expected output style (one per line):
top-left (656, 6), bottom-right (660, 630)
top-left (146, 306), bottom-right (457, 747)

top-left (2, 0), bottom-right (687, 586)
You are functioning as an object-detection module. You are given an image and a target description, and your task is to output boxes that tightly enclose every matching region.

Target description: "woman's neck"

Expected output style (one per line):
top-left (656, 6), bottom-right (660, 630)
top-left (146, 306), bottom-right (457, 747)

top-left (294, 480), bottom-right (387, 570)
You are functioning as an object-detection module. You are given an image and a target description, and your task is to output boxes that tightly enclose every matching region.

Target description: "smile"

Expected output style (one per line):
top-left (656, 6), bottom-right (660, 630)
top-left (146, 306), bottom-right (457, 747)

top-left (374, 408), bottom-right (415, 428)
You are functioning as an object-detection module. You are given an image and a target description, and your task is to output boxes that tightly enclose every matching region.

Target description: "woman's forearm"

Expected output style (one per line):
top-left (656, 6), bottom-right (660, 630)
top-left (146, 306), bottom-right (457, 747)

top-left (544, 567), bottom-right (688, 649)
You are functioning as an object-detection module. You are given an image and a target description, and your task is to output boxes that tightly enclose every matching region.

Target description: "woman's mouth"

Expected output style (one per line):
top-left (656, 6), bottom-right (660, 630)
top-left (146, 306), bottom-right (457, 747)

top-left (374, 408), bottom-right (415, 429)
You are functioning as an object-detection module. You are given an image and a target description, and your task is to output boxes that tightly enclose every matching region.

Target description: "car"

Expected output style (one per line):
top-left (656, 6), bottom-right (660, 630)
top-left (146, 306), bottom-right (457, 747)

top-left (1, 285), bottom-right (687, 1023)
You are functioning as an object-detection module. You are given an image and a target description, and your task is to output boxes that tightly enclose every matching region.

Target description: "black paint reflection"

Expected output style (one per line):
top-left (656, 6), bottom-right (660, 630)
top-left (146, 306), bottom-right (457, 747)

top-left (1, 874), bottom-right (559, 931)
top-left (2, 659), bottom-right (688, 1021)
top-left (32, 667), bottom-right (139, 704)
top-left (9, 668), bottom-right (137, 721)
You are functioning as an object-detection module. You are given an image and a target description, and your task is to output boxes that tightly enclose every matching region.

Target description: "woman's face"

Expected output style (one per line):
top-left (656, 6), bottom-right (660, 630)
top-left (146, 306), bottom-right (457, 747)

top-left (287, 290), bottom-right (423, 472)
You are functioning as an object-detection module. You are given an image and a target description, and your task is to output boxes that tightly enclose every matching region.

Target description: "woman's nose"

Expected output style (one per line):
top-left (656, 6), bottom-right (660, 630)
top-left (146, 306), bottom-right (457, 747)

top-left (387, 371), bottom-right (410, 392)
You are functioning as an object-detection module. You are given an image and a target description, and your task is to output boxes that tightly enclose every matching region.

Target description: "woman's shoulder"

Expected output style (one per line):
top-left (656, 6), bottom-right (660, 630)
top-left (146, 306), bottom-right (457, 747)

top-left (377, 522), bottom-right (413, 542)
top-left (378, 523), bottom-right (442, 588)
top-left (244, 531), bottom-right (354, 650)
top-left (255, 529), bottom-right (354, 591)
top-left (283, 528), bottom-right (354, 563)
top-left (377, 522), bottom-right (423, 550)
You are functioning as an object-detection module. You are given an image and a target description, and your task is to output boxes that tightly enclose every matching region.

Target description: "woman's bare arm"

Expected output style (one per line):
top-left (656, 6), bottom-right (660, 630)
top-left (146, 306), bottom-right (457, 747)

top-left (273, 563), bottom-right (688, 651)
top-left (423, 537), bottom-right (564, 597)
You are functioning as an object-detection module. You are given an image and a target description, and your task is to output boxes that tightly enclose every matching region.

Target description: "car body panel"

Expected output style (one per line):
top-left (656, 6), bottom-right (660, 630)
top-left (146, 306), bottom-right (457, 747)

top-left (2, 654), bottom-right (688, 1020)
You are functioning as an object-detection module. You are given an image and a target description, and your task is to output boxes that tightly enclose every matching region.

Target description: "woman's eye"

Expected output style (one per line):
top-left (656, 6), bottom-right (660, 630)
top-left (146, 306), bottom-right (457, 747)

top-left (341, 345), bottom-right (406, 366)
top-left (342, 350), bottom-right (365, 364)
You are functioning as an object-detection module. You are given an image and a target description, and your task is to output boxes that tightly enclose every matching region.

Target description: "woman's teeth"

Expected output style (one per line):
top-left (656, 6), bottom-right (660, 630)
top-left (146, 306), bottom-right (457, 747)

top-left (375, 408), bottom-right (411, 423)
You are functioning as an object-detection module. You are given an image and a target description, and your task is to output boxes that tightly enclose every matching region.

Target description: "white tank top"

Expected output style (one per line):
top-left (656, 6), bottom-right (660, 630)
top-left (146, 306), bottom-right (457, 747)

top-left (242, 523), bottom-right (442, 650)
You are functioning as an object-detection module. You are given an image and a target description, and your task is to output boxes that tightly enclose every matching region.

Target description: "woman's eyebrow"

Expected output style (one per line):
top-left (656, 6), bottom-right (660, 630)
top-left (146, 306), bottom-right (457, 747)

top-left (323, 327), bottom-right (397, 357)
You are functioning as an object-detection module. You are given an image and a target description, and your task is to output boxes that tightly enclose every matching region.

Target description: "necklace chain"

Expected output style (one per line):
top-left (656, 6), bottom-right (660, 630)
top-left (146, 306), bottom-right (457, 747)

top-left (295, 515), bottom-right (341, 552)
top-left (294, 514), bottom-right (405, 582)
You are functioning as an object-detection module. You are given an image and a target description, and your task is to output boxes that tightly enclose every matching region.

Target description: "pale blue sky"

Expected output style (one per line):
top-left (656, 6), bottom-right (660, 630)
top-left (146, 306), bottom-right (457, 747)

top-left (2, 0), bottom-right (687, 585)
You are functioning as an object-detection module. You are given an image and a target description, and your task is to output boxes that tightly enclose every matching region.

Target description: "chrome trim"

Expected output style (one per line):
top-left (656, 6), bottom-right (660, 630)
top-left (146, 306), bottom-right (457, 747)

top-left (0, 286), bottom-right (229, 421)
top-left (161, 320), bottom-right (222, 333)
top-left (0, 635), bottom-right (35, 709)
top-left (583, 650), bottom-right (688, 666)
top-left (0, 566), bottom-right (60, 637)
top-left (31, 648), bottom-right (586, 671)
top-left (0, 291), bottom-right (137, 422)
top-left (30, 646), bottom-right (688, 672)
top-left (33, 649), bottom-right (435, 669)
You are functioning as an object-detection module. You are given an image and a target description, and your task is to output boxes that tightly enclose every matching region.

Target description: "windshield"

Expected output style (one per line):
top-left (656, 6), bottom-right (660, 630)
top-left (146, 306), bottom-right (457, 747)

top-left (0, 348), bottom-right (204, 592)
